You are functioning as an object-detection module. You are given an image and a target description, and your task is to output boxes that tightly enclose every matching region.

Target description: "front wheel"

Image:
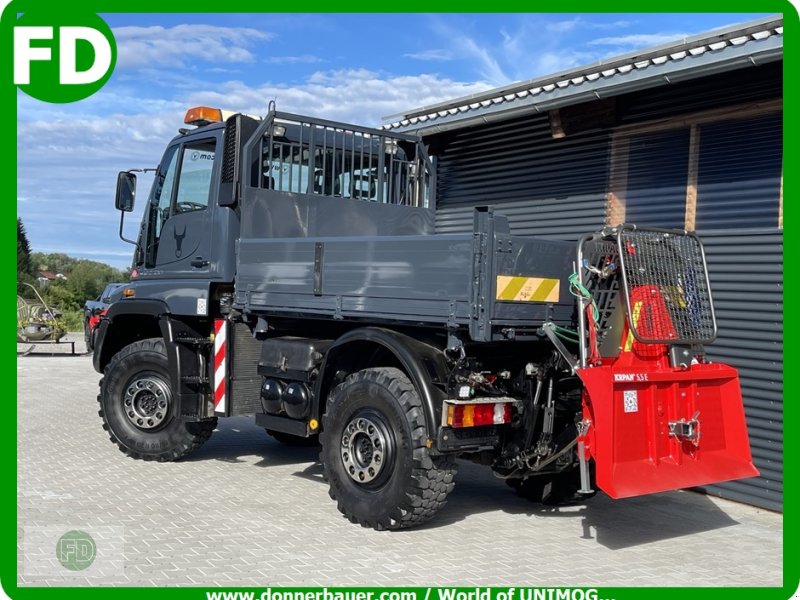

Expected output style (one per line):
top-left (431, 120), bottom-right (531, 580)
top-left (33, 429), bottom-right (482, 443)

top-left (321, 367), bottom-right (457, 530)
top-left (98, 338), bottom-right (216, 461)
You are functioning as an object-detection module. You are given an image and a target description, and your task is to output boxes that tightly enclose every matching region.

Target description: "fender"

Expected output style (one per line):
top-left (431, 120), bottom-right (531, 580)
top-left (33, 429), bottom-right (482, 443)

top-left (315, 327), bottom-right (448, 444)
top-left (93, 298), bottom-right (171, 373)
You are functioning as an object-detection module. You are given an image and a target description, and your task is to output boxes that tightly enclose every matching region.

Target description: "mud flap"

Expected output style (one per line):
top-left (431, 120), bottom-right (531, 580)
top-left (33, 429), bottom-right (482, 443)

top-left (577, 363), bottom-right (759, 498)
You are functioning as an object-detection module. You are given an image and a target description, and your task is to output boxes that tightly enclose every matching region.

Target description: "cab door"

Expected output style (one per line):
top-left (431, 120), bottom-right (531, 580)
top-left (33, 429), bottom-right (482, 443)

top-left (142, 136), bottom-right (219, 276)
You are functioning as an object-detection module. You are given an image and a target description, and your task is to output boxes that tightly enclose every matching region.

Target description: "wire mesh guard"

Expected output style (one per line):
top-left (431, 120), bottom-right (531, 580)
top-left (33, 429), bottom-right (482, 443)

top-left (617, 228), bottom-right (716, 344)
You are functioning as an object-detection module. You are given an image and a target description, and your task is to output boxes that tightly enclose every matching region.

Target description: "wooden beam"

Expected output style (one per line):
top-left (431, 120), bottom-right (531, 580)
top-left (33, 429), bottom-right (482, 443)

top-left (685, 125), bottom-right (700, 231)
top-left (549, 109), bottom-right (566, 139)
top-left (613, 98), bottom-right (782, 137)
top-left (606, 135), bottom-right (629, 226)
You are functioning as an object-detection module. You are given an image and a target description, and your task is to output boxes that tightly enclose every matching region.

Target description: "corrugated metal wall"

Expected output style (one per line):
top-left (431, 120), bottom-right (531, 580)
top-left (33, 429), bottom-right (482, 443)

top-left (433, 112), bottom-right (609, 240)
top-left (616, 61), bottom-right (781, 123)
top-left (695, 113), bottom-right (783, 229)
top-left (428, 63), bottom-right (783, 511)
top-left (697, 230), bottom-right (783, 511)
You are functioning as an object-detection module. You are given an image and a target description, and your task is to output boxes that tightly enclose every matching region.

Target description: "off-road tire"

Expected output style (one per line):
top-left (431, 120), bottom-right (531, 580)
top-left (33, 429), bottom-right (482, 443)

top-left (266, 429), bottom-right (320, 447)
top-left (320, 367), bottom-right (457, 530)
top-left (98, 338), bottom-right (216, 461)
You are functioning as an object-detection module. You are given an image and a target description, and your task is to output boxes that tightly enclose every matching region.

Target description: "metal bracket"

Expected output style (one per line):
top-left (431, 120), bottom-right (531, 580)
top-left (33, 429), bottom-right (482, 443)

top-left (669, 345), bottom-right (693, 369)
top-left (447, 300), bottom-right (458, 329)
top-left (576, 418), bottom-right (594, 495)
top-left (446, 332), bottom-right (465, 358)
top-left (668, 411), bottom-right (701, 446)
top-left (313, 242), bottom-right (324, 296)
top-left (540, 322), bottom-right (578, 373)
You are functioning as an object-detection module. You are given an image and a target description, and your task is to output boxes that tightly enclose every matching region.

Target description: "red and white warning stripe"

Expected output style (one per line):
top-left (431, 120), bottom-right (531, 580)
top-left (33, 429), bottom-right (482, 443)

top-left (213, 319), bottom-right (227, 415)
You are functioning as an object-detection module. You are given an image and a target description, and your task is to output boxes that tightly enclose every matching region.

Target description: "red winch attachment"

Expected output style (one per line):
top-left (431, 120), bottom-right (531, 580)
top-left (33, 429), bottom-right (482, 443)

top-left (576, 284), bottom-right (758, 499)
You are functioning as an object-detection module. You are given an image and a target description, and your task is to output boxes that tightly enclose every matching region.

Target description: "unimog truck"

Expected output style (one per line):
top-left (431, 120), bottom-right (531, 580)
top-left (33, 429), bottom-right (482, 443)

top-left (94, 106), bottom-right (758, 529)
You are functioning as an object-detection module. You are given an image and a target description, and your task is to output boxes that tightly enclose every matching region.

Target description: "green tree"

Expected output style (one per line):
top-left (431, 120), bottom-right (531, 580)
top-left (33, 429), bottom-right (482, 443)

top-left (39, 280), bottom-right (83, 331)
top-left (67, 260), bottom-right (118, 301)
top-left (22, 244), bottom-right (128, 332)
top-left (31, 252), bottom-right (73, 275)
top-left (17, 218), bottom-right (32, 277)
top-left (17, 219), bottom-right (40, 297)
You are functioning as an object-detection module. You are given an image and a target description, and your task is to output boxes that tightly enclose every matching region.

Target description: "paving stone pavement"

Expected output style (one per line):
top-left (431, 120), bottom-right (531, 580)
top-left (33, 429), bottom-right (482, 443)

top-left (17, 339), bottom-right (783, 587)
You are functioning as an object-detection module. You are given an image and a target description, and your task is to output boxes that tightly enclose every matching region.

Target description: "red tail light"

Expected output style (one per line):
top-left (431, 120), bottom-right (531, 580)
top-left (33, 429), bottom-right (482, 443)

top-left (446, 402), bottom-right (513, 428)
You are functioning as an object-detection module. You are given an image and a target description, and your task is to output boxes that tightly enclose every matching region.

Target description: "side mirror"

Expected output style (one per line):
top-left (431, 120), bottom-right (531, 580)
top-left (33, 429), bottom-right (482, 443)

top-left (115, 171), bottom-right (137, 212)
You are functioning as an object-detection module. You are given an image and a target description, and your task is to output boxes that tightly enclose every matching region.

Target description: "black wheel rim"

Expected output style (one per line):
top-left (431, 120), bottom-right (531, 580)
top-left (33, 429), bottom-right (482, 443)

top-left (122, 371), bottom-right (172, 431)
top-left (339, 408), bottom-right (396, 490)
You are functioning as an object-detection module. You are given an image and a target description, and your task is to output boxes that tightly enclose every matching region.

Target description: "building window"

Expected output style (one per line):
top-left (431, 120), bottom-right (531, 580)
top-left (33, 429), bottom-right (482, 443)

top-left (608, 102), bottom-right (782, 231)
top-left (624, 128), bottom-right (690, 229)
top-left (695, 113), bottom-right (782, 229)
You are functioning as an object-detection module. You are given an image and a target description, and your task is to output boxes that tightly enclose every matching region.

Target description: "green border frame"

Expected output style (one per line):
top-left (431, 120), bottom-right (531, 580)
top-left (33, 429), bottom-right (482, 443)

top-left (5, 2), bottom-right (796, 598)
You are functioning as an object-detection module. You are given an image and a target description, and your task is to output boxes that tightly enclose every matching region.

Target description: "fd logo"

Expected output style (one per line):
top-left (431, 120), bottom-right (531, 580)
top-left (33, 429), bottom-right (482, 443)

top-left (12, 12), bottom-right (117, 103)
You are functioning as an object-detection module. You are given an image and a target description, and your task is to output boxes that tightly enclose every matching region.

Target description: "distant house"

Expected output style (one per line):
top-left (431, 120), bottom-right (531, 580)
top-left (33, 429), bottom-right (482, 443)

top-left (36, 271), bottom-right (68, 285)
top-left (388, 16), bottom-right (783, 511)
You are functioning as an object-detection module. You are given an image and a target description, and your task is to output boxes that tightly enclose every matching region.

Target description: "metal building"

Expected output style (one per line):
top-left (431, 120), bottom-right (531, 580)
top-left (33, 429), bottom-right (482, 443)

top-left (386, 16), bottom-right (783, 511)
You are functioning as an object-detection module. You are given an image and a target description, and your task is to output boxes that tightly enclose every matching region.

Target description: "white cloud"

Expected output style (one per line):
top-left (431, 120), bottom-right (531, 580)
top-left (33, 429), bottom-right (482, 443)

top-left (432, 15), bottom-right (637, 84)
top-left (265, 55), bottom-right (324, 65)
top-left (546, 17), bottom-right (636, 33)
top-left (188, 69), bottom-right (493, 126)
top-left (404, 49), bottom-right (454, 61)
top-left (17, 69), bottom-right (492, 268)
top-left (440, 30), bottom-right (510, 84)
top-left (591, 19), bottom-right (637, 30)
top-left (545, 18), bottom-right (584, 34)
top-left (530, 51), bottom-right (602, 75)
top-left (589, 32), bottom-right (692, 48)
top-left (113, 24), bottom-right (273, 69)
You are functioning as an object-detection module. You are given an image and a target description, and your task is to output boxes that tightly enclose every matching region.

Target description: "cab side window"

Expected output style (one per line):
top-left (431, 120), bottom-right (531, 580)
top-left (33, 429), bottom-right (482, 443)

top-left (174, 140), bottom-right (216, 213)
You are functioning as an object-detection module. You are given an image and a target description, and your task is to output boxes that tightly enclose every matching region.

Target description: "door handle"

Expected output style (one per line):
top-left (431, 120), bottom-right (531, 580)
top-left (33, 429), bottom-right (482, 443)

top-left (190, 257), bottom-right (209, 268)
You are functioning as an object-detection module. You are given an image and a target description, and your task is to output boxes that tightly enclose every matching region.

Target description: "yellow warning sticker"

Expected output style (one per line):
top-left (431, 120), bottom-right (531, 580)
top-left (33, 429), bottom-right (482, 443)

top-left (495, 276), bottom-right (560, 303)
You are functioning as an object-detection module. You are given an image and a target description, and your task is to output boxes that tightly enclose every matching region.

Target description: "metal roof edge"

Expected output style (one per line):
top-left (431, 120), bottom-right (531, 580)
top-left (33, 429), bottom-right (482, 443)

top-left (401, 35), bottom-right (782, 137)
top-left (384, 15), bottom-right (782, 133)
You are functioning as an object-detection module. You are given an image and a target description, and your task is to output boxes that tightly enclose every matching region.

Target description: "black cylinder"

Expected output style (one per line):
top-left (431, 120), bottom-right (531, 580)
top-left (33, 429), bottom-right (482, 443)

top-left (282, 383), bottom-right (311, 419)
top-left (261, 379), bottom-right (284, 414)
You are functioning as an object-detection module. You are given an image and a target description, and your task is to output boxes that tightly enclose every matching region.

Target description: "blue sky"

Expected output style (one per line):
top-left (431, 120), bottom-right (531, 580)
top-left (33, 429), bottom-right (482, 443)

top-left (17, 12), bottom-right (773, 270)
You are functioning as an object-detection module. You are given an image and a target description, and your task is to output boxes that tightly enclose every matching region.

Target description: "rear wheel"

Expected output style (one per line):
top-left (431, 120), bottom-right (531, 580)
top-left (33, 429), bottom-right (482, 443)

top-left (321, 367), bottom-right (457, 530)
top-left (98, 338), bottom-right (216, 461)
